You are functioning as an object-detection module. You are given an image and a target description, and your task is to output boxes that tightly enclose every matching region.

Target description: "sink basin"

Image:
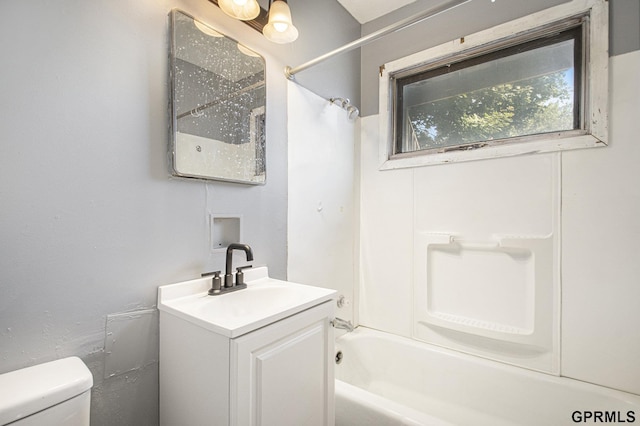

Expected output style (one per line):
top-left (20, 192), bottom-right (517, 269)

top-left (158, 266), bottom-right (336, 337)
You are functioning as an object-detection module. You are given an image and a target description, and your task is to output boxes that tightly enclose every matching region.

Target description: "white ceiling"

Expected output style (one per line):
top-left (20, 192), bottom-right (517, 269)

top-left (336, 0), bottom-right (417, 24)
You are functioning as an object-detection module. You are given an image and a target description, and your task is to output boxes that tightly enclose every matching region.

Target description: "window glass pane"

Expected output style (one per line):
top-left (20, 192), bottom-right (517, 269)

top-left (398, 39), bottom-right (576, 153)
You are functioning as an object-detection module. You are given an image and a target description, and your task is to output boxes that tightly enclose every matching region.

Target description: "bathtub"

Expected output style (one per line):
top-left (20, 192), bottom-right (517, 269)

top-left (335, 327), bottom-right (640, 426)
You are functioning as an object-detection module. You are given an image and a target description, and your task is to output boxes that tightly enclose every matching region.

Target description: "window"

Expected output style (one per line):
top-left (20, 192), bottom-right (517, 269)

top-left (379, 0), bottom-right (608, 169)
top-left (396, 27), bottom-right (581, 154)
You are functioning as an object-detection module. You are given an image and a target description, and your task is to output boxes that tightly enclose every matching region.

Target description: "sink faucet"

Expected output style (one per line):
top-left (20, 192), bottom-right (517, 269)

top-left (225, 243), bottom-right (254, 288)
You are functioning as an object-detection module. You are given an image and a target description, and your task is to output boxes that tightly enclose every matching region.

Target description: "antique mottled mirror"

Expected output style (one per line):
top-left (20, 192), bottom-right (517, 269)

top-left (169, 9), bottom-right (266, 184)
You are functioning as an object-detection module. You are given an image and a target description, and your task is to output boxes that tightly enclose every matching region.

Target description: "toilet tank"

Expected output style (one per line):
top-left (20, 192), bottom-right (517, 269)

top-left (0, 357), bottom-right (93, 426)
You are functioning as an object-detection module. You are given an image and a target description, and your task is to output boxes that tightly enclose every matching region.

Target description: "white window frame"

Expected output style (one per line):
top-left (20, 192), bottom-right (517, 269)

top-left (379, 0), bottom-right (608, 170)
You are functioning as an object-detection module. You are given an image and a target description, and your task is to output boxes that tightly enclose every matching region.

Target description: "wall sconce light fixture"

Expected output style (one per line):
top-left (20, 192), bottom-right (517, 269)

top-left (213, 0), bottom-right (298, 44)
top-left (263, 0), bottom-right (298, 44)
top-left (218, 0), bottom-right (261, 21)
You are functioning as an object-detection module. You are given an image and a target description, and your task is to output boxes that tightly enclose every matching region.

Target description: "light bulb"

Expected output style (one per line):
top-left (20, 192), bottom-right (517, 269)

top-left (273, 22), bottom-right (288, 32)
top-left (218, 0), bottom-right (260, 20)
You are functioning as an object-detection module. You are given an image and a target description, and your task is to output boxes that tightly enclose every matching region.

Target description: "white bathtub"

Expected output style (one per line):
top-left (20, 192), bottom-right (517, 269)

top-left (335, 328), bottom-right (640, 426)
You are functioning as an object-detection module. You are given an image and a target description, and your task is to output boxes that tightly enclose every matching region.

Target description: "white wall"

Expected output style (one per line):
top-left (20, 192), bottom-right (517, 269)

top-left (358, 50), bottom-right (640, 395)
top-left (287, 83), bottom-right (357, 324)
top-left (561, 50), bottom-right (640, 395)
top-left (359, 114), bottom-right (562, 372)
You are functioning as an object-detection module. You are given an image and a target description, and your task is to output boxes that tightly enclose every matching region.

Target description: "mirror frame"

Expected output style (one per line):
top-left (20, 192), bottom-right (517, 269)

top-left (168, 9), bottom-right (267, 185)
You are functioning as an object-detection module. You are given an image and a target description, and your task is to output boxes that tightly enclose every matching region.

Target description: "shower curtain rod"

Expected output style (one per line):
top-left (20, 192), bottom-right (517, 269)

top-left (284, 0), bottom-right (472, 79)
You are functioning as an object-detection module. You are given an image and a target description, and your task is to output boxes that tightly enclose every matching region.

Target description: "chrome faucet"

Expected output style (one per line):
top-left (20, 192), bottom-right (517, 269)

top-left (225, 243), bottom-right (254, 288)
top-left (331, 317), bottom-right (354, 332)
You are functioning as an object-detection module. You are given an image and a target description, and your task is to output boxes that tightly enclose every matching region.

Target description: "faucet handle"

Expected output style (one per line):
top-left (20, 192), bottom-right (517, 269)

top-left (203, 271), bottom-right (222, 295)
top-left (236, 265), bottom-right (253, 271)
top-left (235, 265), bottom-right (252, 286)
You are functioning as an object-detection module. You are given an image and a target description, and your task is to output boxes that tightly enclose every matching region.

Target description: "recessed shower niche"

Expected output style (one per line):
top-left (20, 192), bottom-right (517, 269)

top-left (413, 232), bottom-right (557, 373)
top-left (169, 10), bottom-right (266, 184)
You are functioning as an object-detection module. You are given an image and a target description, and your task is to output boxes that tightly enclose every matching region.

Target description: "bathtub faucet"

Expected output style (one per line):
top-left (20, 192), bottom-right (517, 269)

top-left (331, 317), bottom-right (354, 332)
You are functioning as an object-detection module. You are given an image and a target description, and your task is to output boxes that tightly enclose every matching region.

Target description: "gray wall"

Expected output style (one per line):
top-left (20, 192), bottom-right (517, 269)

top-left (3, 0), bottom-right (634, 423)
top-left (610, 0), bottom-right (640, 55)
top-left (280, 0), bottom-right (361, 107)
top-left (359, 0), bottom-right (640, 117)
top-left (0, 0), bottom-right (358, 424)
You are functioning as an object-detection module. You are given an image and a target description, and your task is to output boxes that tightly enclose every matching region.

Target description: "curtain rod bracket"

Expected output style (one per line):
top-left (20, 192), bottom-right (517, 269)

top-left (284, 66), bottom-right (295, 80)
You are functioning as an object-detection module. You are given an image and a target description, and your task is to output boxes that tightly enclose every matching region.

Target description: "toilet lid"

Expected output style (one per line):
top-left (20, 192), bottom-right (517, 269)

top-left (0, 357), bottom-right (92, 424)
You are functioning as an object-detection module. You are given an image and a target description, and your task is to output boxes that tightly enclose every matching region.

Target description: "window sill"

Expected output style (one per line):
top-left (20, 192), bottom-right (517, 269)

top-left (379, 131), bottom-right (606, 170)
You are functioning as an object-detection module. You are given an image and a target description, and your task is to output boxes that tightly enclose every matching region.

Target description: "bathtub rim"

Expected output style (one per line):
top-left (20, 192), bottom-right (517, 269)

top-left (335, 326), bottom-right (640, 404)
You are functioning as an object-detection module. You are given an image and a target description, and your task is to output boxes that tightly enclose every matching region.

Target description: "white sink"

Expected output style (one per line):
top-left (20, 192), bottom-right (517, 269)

top-left (158, 266), bottom-right (336, 338)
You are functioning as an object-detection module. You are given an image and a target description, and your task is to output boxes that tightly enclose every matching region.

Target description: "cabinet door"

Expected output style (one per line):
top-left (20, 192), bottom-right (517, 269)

top-left (231, 301), bottom-right (335, 426)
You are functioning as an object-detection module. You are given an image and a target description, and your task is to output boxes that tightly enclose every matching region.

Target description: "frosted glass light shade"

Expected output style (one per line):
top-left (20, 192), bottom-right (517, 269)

top-left (237, 43), bottom-right (260, 57)
top-left (263, 0), bottom-right (298, 44)
top-left (218, 0), bottom-right (260, 21)
top-left (194, 20), bottom-right (224, 37)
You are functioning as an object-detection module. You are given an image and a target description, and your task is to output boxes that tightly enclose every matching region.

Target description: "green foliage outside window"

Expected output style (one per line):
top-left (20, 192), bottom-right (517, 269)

top-left (405, 71), bottom-right (574, 151)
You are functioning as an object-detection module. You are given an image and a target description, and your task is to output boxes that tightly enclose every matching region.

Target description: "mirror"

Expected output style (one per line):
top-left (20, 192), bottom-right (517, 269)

top-left (169, 10), bottom-right (266, 184)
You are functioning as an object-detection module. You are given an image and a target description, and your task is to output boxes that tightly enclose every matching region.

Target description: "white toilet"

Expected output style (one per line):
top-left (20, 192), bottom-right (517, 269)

top-left (0, 356), bottom-right (93, 425)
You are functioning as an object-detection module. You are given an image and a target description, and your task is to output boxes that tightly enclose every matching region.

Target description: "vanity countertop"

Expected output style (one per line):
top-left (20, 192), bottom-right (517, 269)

top-left (158, 267), bottom-right (336, 338)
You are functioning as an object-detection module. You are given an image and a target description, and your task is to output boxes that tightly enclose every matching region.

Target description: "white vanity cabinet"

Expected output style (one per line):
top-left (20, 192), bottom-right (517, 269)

top-left (158, 267), bottom-right (336, 426)
top-left (231, 301), bottom-right (334, 425)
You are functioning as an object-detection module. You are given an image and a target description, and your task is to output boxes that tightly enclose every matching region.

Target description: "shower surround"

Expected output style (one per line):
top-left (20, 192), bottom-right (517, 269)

top-left (358, 49), bottom-right (640, 396)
